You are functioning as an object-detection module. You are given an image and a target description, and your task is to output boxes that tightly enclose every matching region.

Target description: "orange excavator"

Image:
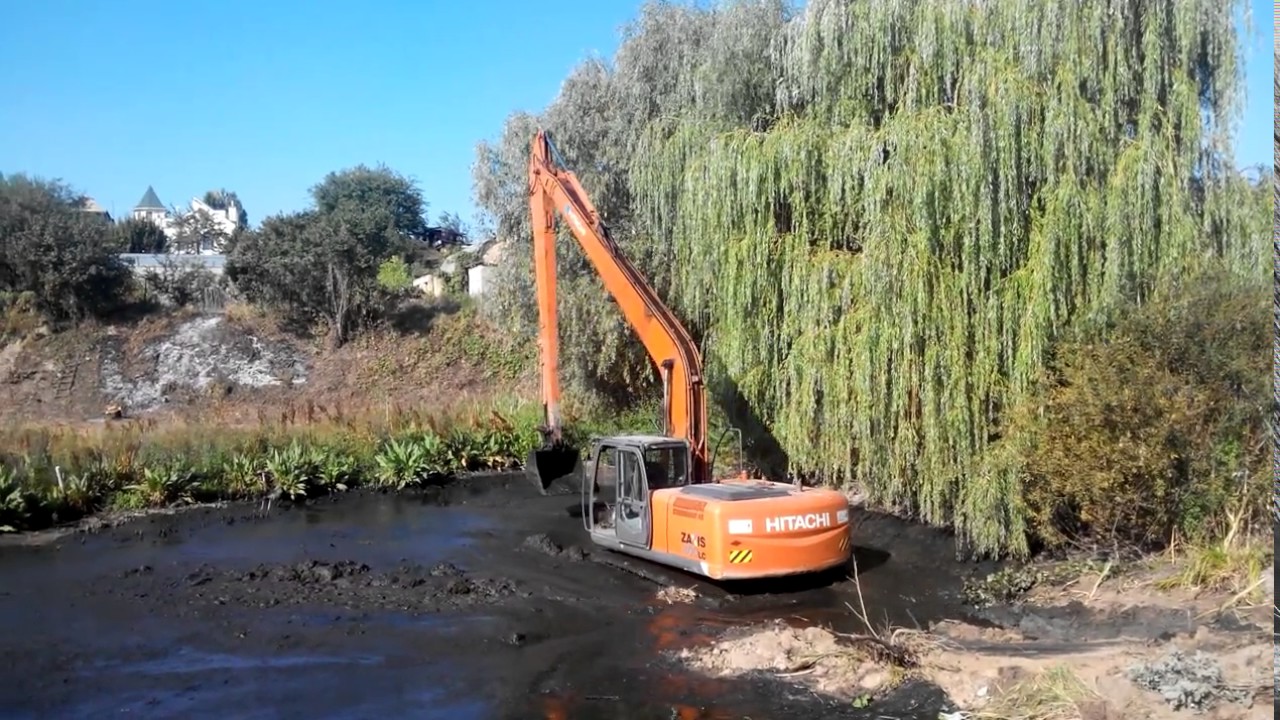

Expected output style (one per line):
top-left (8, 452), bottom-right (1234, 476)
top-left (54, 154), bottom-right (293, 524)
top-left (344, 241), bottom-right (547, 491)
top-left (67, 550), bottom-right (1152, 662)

top-left (523, 130), bottom-right (851, 581)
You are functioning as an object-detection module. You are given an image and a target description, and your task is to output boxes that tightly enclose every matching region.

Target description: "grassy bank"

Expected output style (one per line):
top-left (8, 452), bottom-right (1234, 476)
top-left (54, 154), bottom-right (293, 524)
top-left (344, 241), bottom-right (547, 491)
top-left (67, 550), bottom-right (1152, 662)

top-left (0, 398), bottom-right (673, 533)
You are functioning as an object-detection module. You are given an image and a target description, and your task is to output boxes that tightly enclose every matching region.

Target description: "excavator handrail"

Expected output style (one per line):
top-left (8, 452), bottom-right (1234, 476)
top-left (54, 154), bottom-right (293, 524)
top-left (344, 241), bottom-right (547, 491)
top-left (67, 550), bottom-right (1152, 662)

top-left (528, 129), bottom-right (710, 484)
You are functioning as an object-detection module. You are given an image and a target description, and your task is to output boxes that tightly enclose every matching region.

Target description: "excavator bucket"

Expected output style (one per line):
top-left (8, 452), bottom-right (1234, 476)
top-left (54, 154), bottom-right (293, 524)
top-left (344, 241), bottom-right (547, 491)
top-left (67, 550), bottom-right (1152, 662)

top-left (525, 442), bottom-right (580, 494)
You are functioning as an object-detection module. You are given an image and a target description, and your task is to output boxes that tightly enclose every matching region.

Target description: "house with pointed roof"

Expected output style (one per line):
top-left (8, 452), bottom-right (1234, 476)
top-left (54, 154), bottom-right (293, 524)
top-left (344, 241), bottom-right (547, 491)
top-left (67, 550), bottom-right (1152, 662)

top-left (131, 186), bottom-right (168, 226)
top-left (126, 185), bottom-right (246, 255)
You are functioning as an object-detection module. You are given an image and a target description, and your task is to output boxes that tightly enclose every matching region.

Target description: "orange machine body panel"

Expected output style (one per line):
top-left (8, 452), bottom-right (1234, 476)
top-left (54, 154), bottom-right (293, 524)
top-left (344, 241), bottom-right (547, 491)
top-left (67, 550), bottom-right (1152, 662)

top-left (647, 479), bottom-right (851, 580)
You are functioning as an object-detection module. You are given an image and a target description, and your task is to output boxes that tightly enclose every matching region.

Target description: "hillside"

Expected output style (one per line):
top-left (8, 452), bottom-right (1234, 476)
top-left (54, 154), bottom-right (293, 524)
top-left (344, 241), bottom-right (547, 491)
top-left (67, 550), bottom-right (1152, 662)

top-left (0, 302), bottom-right (537, 428)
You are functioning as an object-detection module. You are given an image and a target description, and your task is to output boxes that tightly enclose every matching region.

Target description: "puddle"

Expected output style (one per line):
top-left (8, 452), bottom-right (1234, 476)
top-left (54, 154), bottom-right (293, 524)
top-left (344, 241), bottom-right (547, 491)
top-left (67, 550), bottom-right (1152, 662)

top-left (0, 494), bottom-right (496, 590)
top-left (86, 647), bottom-right (384, 675)
top-left (64, 659), bottom-right (494, 720)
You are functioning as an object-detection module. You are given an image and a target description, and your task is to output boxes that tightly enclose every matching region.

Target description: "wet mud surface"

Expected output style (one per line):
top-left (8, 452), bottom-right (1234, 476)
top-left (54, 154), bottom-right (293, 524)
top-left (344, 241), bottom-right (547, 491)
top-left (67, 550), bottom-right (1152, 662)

top-left (0, 473), bottom-right (1020, 719)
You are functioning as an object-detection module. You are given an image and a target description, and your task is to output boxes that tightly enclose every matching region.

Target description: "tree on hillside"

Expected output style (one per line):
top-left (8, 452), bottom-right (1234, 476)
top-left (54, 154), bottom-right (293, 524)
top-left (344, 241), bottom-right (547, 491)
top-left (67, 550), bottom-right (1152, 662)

top-left (228, 210), bottom-right (386, 348)
top-left (112, 217), bottom-right (169, 253)
top-left (0, 174), bottom-right (131, 321)
top-left (473, 0), bottom-right (1270, 557)
top-left (227, 165), bottom-right (428, 348)
top-left (311, 165), bottom-right (428, 243)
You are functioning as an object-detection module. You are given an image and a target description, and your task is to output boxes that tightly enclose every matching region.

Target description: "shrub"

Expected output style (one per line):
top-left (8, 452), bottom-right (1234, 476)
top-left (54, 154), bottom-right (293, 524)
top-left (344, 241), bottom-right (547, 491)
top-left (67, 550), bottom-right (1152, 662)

top-left (376, 256), bottom-right (413, 293)
top-left (139, 257), bottom-right (227, 309)
top-left (0, 291), bottom-right (41, 339)
top-left (998, 269), bottom-right (1270, 551)
top-left (0, 174), bottom-right (133, 322)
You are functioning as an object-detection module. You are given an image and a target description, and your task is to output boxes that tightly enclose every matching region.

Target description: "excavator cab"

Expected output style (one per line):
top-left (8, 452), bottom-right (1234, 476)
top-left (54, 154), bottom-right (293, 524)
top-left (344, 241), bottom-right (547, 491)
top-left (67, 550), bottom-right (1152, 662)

top-left (579, 435), bottom-right (691, 544)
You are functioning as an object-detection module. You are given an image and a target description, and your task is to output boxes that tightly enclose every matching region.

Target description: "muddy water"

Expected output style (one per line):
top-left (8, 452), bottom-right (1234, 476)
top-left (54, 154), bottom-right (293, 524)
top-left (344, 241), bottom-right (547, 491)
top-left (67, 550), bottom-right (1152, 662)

top-left (0, 473), bottom-right (992, 719)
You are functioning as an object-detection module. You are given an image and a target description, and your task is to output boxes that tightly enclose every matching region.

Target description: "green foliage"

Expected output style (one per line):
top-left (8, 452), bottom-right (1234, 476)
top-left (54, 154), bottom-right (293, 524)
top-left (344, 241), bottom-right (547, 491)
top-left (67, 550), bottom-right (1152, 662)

top-left (228, 165), bottom-right (432, 348)
top-left (312, 164), bottom-right (429, 244)
top-left (124, 464), bottom-right (195, 507)
top-left (373, 436), bottom-right (440, 489)
top-left (994, 270), bottom-right (1271, 551)
top-left (473, 0), bottom-right (1268, 557)
top-left (0, 402), bottom-right (609, 532)
top-left (376, 256), bottom-right (413, 293)
top-left (0, 174), bottom-right (133, 322)
top-left (138, 256), bottom-right (228, 309)
top-left (113, 217), bottom-right (168, 253)
top-left (425, 303), bottom-right (534, 381)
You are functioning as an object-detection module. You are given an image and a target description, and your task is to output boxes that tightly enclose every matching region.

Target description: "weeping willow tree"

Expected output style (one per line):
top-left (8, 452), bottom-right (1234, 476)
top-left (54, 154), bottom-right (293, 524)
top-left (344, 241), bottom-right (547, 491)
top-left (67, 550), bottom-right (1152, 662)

top-left (473, 0), bottom-right (1268, 556)
top-left (474, 1), bottom-right (792, 403)
top-left (628, 0), bottom-right (1268, 556)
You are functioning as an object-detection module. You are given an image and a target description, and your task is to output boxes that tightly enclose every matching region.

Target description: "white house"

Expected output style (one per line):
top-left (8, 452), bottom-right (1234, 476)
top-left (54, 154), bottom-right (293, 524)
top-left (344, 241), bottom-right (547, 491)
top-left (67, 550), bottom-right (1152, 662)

top-left (129, 186), bottom-right (245, 254)
top-left (412, 273), bottom-right (447, 298)
top-left (467, 239), bottom-right (511, 297)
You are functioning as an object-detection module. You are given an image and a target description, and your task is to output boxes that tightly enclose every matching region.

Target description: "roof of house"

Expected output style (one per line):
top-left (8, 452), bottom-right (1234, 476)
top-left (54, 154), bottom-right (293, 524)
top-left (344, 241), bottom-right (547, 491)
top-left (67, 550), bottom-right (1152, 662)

top-left (134, 186), bottom-right (165, 210)
top-left (77, 197), bottom-right (108, 214)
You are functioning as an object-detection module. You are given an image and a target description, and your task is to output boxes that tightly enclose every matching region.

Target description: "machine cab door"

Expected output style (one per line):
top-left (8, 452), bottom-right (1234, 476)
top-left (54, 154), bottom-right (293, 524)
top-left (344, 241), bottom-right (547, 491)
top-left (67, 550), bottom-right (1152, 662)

top-left (614, 447), bottom-right (651, 549)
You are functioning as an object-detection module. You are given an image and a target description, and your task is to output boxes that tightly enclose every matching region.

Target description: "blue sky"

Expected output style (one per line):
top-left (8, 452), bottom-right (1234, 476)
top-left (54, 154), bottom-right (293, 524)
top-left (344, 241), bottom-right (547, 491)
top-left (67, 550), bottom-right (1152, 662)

top-left (0, 0), bottom-right (1272, 237)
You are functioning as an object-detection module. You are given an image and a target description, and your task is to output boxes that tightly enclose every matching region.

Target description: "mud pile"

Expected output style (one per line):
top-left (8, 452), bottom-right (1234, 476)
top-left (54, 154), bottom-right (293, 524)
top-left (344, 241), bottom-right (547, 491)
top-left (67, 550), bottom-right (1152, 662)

top-left (123, 559), bottom-right (525, 613)
top-left (1127, 649), bottom-right (1251, 711)
top-left (520, 532), bottom-right (587, 561)
top-left (678, 620), bottom-right (900, 701)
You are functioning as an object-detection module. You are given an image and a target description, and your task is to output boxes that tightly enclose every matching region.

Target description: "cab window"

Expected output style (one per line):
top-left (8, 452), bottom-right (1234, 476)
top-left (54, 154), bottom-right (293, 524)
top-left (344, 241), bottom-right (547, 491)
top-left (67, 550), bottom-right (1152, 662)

top-left (619, 450), bottom-right (643, 502)
top-left (643, 445), bottom-right (688, 489)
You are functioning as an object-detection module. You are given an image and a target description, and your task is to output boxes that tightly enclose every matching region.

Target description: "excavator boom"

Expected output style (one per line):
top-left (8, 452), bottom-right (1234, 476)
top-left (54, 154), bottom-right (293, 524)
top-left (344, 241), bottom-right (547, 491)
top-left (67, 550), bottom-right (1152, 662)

top-left (525, 130), bottom-right (709, 492)
top-left (522, 129), bottom-right (853, 581)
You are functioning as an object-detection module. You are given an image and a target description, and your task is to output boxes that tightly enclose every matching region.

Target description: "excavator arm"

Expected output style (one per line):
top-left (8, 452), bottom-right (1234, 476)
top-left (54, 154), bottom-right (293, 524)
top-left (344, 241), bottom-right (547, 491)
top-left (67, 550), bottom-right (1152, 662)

top-left (525, 130), bottom-right (709, 489)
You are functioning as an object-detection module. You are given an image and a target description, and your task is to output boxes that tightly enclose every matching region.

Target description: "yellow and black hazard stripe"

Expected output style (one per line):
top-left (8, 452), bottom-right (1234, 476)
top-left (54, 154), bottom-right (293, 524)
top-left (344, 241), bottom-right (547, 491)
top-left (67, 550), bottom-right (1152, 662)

top-left (728, 549), bottom-right (753, 564)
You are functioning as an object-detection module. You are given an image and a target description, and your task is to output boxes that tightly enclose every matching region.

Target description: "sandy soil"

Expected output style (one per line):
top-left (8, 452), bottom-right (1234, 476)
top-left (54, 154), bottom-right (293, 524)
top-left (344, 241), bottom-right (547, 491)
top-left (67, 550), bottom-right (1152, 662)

top-left (677, 561), bottom-right (1275, 719)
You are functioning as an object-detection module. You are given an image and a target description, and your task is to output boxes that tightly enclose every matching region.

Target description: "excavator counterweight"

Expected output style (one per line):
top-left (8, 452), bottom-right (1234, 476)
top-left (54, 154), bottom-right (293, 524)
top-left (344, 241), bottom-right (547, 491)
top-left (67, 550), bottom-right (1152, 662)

top-left (524, 129), bottom-right (852, 580)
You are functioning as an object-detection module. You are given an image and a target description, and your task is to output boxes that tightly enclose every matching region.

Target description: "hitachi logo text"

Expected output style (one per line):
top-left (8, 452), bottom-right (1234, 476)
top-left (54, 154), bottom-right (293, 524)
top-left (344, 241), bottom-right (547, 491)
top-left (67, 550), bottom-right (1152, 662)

top-left (765, 513), bottom-right (831, 533)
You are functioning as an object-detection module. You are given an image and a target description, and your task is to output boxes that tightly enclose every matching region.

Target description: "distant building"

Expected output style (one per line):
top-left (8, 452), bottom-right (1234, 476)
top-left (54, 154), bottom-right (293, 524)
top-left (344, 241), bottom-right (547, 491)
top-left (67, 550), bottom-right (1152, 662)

top-left (131, 186), bottom-right (168, 225)
top-left (188, 195), bottom-right (244, 239)
top-left (128, 186), bottom-right (245, 254)
top-left (423, 225), bottom-right (466, 248)
top-left (76, 196), bottom-right (112, 223)
top-left (467, 238), bottom-right (510, 297)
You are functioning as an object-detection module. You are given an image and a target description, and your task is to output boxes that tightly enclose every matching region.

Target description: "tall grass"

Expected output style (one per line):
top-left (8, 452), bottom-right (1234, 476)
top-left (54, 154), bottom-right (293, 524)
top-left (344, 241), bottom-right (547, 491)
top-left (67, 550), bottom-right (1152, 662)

top-left (0, 396), bottom-right (665, 533)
